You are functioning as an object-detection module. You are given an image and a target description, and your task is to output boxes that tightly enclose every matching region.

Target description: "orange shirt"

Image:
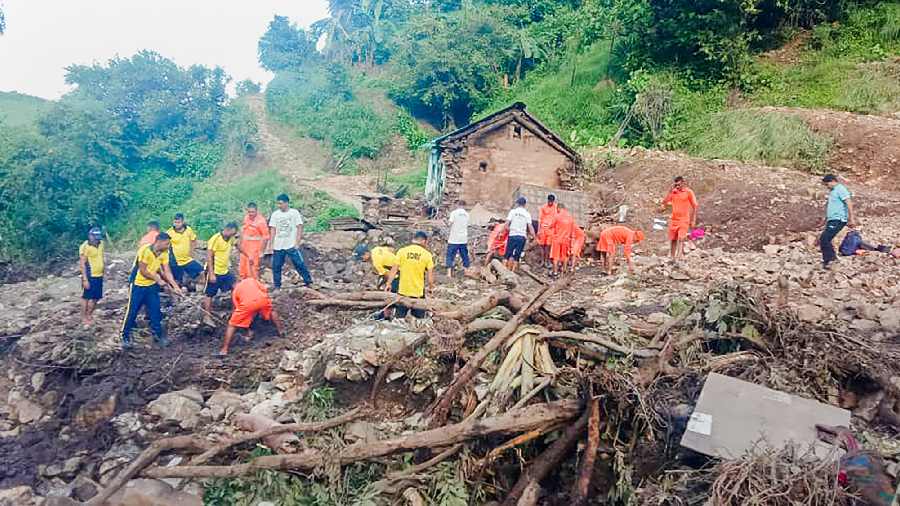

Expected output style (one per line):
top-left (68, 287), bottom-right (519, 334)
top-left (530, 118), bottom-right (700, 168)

top-left (600, 226), bottom-right (638, 259)
top-left (241, 213), bottom-right (270, 242)
top-left (139, 230), bottom-right (159, 247)
top-left (488, 223), bottom-right (508, 255)
top-left (538, 203), bottom-right (558, 231)
top-left (553, 209), bottom-right (575, 244)
top-left (663, 188), bottom-right (698, 224)
top-left (232, 278), bottom-right (270, 309)
top-left (572, 225), bottom-right (586, 256)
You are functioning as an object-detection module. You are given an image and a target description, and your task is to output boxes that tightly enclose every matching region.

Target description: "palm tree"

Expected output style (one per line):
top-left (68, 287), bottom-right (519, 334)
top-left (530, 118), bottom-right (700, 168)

top-left (514, 29), bottom-right (545, 83)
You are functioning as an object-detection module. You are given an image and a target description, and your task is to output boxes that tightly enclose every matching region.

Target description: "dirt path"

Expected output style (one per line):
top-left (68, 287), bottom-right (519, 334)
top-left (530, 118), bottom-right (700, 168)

top-left (243, 95), bottom-right (370, 212)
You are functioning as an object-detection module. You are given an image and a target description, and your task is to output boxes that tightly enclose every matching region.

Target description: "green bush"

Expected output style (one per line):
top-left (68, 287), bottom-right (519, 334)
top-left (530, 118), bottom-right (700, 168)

top-left (386, 167), bottom-right (428, 196)
top-left (677, 110), bottom-right (832, 172)
top-left (396, 110), bottom-right (430, 151)
top-left (266, 66), bottom-right (392, 161)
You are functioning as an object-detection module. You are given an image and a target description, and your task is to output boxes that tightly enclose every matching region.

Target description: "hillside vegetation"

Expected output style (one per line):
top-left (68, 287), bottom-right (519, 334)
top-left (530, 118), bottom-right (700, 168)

top-left (0, 92), bottom-right (51, 130)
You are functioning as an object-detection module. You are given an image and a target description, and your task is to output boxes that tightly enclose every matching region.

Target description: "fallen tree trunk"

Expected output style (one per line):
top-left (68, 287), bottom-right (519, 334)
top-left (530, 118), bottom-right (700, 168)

top-left (501, 402), bottom-right (590, 506)
top-left (86, 436), bottom-right (211, 506)
top-left (437, 290), bottom-right (512, 321)
top-left (428, 277), bottom-right (571, 427)
top-left (142, 400), bottom-right (581, 479)
top-left (572, 398), bottom-right (602, 505)
top-left (491, 259), bottom-right (520, 287)
top-left (190, 407), bottom-right (364, 465)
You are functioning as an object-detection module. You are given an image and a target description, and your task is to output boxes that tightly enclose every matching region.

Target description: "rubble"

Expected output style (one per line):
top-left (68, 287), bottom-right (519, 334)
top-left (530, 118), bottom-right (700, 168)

top-left (147, 388), bottom-right (204, 429)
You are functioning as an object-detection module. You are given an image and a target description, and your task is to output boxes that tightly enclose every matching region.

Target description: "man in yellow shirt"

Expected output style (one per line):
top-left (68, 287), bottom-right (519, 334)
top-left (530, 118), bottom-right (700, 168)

top-left (357, 244), bottom-right (399, 320)
top-left (202, 222), bottom-right (249, 326)
top-left (384, 231), bottom-right (435, 319)
top-left (121, 232), bottom-right (183, 348)
top-left (167, 213), bottom-right (203, 289)
top-left (138, 221), bottom-right (161, 247)
top-left (79, 227), bottom-right (105, 326)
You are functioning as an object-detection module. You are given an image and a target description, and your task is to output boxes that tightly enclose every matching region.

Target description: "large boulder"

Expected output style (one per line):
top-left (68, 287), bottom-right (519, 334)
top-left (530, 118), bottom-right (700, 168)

top-left (205, 390), bottom-right (243, 422)
top-left (107, 479), bottom-right (202, 506)
top-left (147, 388), bottom-right (203, 429)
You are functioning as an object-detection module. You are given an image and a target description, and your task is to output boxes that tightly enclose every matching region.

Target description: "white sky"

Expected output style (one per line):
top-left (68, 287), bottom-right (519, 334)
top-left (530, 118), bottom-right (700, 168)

top-left (0, 0), bottom-right (330, 99)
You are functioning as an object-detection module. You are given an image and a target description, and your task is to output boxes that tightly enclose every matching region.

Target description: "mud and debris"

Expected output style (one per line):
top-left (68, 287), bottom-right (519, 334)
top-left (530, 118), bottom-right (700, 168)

top-left (2, 139), bottom-right (900, 505)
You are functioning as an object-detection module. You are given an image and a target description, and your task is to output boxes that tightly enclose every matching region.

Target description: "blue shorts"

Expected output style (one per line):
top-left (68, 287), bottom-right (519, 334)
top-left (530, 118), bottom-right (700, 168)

top-left (205, 272), bottom-right (235, 297)
top-left (505, 236), bottom-right (527, 261)
top-left (171, 260), bottom-right (203, 284)
top-left (82, 276), bottom-right (103, 300)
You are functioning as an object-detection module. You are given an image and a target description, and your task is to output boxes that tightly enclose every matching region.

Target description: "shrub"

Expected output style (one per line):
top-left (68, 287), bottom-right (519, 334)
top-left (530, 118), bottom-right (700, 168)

top-left (677, 110), bottom-right (832, 172)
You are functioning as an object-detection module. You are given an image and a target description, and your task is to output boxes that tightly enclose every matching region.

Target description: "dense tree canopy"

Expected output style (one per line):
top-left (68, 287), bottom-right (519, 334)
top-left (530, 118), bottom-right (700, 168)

top-left (258, 15), bottom-right (319, 71)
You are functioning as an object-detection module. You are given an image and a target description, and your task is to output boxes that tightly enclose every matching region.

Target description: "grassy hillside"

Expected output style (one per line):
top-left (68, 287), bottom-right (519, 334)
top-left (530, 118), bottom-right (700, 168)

top-left (0, 91), bottom-right (51, 129)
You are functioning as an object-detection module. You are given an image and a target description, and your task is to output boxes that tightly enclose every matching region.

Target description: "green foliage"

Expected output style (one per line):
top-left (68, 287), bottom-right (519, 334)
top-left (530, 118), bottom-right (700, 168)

top-left (267, 65), bottom-right (392, 160)
top-left (221, 101), bottom-right (260, 159)
top-left (395, 110), bottom-right (430, 151)
top-left (235, 79), bottom-right (261, 97)
top-left (385, 168), bottom-right (428, 196)
top-left (484, 42), bottom-right (620, 146)
top-left (428, 462), bottom-right (469, 506)
top-left (0, 92), bottom-right (51, 130)
top-left (677, 110), bottom-right (832, 172)
top-left (258, 15), bottom-right (319, 71)
top-left (312, 201), bottom-right (361, 232)
top-left (389, 6), bottom-right (520, 127)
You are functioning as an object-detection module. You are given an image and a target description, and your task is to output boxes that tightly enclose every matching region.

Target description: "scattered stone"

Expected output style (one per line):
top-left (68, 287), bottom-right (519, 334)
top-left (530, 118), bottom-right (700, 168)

top-left (854, 390), bottom-right (886, 422)
top-left (99, 440), bottom-right (142, 485)
top-left (345, 421), bottom-right (379, 443)
top-left (878, 308), bottom-right (900, 332)
top-left (849, 319), bottom-right (878, 332)
top-left (110, 412), bottom-right (142, 437)
top-left (646, 312), bottom-right (670, 325)
top-left (8, 390), bottom-right (43, 424)
top-left (0, 486), bottom-right (40, 505)
top-left (107, 479), bottom-right (202, 506)
top-left (30, 372), bottom-right (46, 393)
top-left (796, 304), bottom-right (826, 323)
top-left (206, 390), bottom-right (243, 422)
top-left (147, 388), bottom-right (203, 429)
top-left (74, 393), bottom-right (117, 430)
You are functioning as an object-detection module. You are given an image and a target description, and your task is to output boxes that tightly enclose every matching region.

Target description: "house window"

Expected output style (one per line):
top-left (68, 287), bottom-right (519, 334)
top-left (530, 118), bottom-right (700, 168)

top-left (513, 125), bottom-right (522, 138)
top-left (479, 161), bottom-right (488, 172)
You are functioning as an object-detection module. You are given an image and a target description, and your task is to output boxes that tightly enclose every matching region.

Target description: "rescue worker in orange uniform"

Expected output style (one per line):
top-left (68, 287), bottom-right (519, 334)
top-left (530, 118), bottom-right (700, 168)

top-left (550, 203), bottom-right (575, 276)
top-left (569, 224), bottom-right (586, 272)
top-left (483, 222), bottom-right (509, 266)
top-left (536, 194), bottom-right (558, 267)
top-left (660, 176), bottom-right (698, 262)
top-left (238, 202), bottom-right (270, 280)
top-left (219, 277), bottom-right (284, 356)
top-left (597, 225), bottom-right (645, 275)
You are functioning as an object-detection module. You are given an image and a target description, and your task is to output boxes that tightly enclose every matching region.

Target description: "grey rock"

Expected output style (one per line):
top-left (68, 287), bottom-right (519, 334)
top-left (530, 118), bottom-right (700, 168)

top-left (849, 319), bottom-right (878, 332)
top-left (107, 479), bottom-right (202, 506)
top-left (147, 389), bottom-right (203, 429)
top-left (796, 304), bottom-right (825, 323)
top-left (206, 390), bottom-right (243, 422)
top-left (878, 308), bottom-right (900, 332)
top-left (31, 372), bottom-right (46, 393)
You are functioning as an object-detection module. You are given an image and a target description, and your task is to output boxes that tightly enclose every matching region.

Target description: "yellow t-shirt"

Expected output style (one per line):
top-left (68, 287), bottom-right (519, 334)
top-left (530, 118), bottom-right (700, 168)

top-left (79, 241), bottom-right (104, 277)
top-left (207, 232), bottom-right (234, 276)
top-left (133, 244), bottom-right (170, 287)
top-left (166, 226), bottom-right (197, 266)
top-left (371, 246), bottom-right (397, 276)
top-left (395, 244), bottom-right (434, 298)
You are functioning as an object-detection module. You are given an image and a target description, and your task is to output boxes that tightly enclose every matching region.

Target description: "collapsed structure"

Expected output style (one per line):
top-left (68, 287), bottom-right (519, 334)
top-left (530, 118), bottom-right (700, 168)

top-left (425, 102), bottom-right (582, 216)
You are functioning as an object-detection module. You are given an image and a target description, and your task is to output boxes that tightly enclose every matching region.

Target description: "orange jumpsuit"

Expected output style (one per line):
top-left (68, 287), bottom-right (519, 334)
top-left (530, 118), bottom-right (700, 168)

top-left (663, 188), bottom-right (698, 241)
top-left (536, 203), bottom-right (558, 246)
top-left (239, 213), bottom-right (270, 279)
top-left (597, 226), bottom-right (638, 260)
top-left (488, 223), bottom-right (509, 257)
top-left (229, 278), bottom-right (273, 328)
top-left (571, 225), bottom-right (586, 259)
top-left (550, 209), bottom-right (575, 262)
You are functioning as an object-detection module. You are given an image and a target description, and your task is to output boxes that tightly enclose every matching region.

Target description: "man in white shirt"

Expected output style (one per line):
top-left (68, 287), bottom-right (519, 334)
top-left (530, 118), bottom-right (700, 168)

top-left (268, 193), bottom-right (314, 289)
top-left (445, 200), bottom-right (470, 277)
top-left (504, 197), bottom-right (535, 272)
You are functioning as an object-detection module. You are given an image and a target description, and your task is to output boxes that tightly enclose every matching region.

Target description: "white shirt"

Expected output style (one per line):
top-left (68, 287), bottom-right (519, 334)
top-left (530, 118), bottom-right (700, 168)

top-left (268, 208), bottom-right (304, 251)
top-left (447, 208), bottom-right (469, 244)
top-left (506, 207), bottom-right (532, 237)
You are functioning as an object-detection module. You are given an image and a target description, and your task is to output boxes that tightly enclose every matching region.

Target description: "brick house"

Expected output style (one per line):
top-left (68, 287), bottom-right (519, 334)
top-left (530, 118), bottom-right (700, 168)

top-left (424, 102), bottom-right (582, 217)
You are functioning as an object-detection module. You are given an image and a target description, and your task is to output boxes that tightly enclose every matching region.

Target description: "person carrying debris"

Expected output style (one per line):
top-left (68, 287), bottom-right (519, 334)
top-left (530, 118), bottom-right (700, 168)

top-left (570, 224), bottom-right (586, 271)
top-left (219, 277), bottom-right (284, 356)
top-left (79, 227), bottom-right (105, 326)
top-left (203, 222), bottom-right (249, 326)
top-left (122, 232), bottom-right (183, 348)
top-left (550, 203), bottom-right (575, 276)
top-left (446, 200), bottom-right (470, 277)
top-left (357, 244), bottom-right (399, 320)
top-left (484, 222), bottom-right (509, 266)
top-left (239, 202), bottom-right (270, 280)
top-left (166, 213), bottom-right (203, 289)
top-left (597, 225), bottom-right (645, 275)
top-left (537, 194), bottom-right (558, 268)
top-left (138, 220), bottom-right (161, 247)
top-left (269, 194), bottom-right (314, 289)
top-left (659, 176), bottom-right (698, 262)
top-left (385, 231), bottom-right (435, 319)
top-left (839, 229), bottom-right (891, 257)
top-left (505, 197), bottom-right (535, 273)
top-left (819, 174), bottom-right (857, 269)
